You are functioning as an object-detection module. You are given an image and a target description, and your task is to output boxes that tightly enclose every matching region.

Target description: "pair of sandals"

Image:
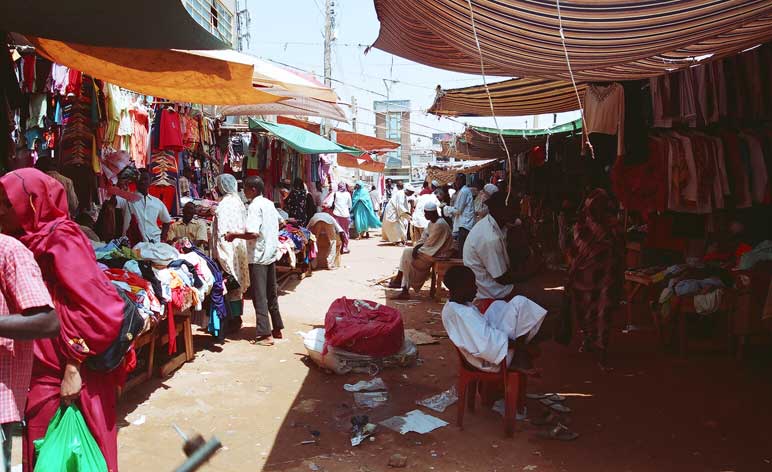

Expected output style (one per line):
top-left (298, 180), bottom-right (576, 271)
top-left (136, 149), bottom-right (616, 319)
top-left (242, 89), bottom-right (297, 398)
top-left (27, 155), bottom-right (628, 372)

top-left (251, 330), bottom-right (283, 346)
top-left (527, 393), bottom-right (579, 441)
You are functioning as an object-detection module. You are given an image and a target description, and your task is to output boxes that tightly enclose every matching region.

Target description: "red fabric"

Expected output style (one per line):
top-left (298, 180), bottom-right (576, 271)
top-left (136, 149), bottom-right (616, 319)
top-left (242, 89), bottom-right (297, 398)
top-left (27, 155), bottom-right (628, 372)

top-left (166, 302), bottom-right (177, 355)
top-left (610, 139), bottom-right (668, 217)
top-left (65, 69), bottom-right (82, 96)
top-left (149, 184), bottom-right (177, 213)
top-left (324, 297), bottom-right (404, 357)
top-left (0, 169), bottom-right (124, 472)
top-left (475, 299), bottom-right (496, 314)
top-left (159, 109), bottom-right (184, 151)
top-left (21, 55), bottom-right (35, 93)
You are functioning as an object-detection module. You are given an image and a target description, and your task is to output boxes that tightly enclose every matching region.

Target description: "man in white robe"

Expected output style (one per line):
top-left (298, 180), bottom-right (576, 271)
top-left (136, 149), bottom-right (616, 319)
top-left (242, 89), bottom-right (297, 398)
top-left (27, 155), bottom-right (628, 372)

top-left (441, 265), bottom-right (546, 373)
top-left (381, 181), bottom-right (414, 245)
top-left (389, 202), bottom-right (454, 299)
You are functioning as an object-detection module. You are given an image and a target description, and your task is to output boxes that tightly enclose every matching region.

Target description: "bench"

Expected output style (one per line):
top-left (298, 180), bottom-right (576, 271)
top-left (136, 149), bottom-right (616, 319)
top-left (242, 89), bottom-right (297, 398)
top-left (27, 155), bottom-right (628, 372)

top-left (430, 258), bottom-right (465, 301)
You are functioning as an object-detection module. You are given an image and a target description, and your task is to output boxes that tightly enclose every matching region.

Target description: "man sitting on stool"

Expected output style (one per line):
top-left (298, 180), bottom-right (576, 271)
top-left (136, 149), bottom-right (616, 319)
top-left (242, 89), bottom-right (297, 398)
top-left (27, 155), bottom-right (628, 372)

top-left (389, 202), bottom-right (454, 299)
top-left (441, 265), bottom-right (547, 373)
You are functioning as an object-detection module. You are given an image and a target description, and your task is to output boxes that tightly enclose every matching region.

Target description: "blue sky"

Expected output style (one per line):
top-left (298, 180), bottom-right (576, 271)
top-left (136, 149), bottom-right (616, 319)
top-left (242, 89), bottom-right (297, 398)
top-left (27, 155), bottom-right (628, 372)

top-left (245, 0), bottom-right (580, 147)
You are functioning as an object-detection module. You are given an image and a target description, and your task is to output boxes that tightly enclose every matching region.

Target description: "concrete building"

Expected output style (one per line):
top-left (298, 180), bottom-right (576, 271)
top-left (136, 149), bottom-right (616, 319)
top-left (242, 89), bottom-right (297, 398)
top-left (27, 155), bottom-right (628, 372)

top-left (374, 100), bottom-right (411, 179)
top-left (182, 0), bottom-right (237, 47)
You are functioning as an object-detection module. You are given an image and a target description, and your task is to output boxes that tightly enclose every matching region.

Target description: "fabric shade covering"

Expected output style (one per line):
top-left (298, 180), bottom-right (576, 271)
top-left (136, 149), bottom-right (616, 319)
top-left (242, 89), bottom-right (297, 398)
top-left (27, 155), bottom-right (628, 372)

top-left (439, 119), bottom-right (582, 161)
top-left (249, 118), bottom-right (360, 155)
top-left (429, 78), bottom-right (587, 117)
top-left (277, 117), bottom-right (400, 153)
top-left (427, 159), bottom-right (501, 186)
top-left (1, 0), bottom-right (228, 50)
top-left (219, 97), bottom-right (348, 121)
top-left (188, 50), bottom-right (338, 103)
top-left (372, 0), bottom-right (772, 80)
top-left (31, 38), bottom-right (283, 106)
top-left (337, 153), bottom-right (386, 173)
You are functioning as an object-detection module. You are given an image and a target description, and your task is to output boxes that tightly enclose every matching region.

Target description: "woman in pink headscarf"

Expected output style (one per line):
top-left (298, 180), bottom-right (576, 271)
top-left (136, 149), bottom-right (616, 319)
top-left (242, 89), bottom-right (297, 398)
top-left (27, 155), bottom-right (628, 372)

top-left (0, 168), bottom-right (126, 471)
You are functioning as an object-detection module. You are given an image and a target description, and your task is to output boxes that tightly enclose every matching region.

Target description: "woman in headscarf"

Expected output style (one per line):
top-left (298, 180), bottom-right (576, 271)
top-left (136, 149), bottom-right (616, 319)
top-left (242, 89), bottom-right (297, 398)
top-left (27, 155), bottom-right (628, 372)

top-left (0, 168), bottom-right (126, 471)
top-left (564, 189), bottom-right (624, 369)
top-left (329, 181), bottom-right (352, 254)
top-left (284, 178), bottom-right (311, 226)
top-left (351, 182), bottom-right (382, 239)
top-left (211, 174), bottom-right (250, 336)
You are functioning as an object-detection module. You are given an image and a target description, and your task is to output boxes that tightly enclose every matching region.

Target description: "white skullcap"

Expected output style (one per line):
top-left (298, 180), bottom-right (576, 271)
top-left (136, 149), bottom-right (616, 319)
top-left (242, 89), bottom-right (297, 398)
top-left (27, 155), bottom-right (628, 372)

top-left (424, 201), bottom-right (438, 211)
top-left (431, 180), bottom-right (440, 187)
top-left (484, 183), bottom-right (499, 195)
top-left (404, 184), bottom-right (415, 193)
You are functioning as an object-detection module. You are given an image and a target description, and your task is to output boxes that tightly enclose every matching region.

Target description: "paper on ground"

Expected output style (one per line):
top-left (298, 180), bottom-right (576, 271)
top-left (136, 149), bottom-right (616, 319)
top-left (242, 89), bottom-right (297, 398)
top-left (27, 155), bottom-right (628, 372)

top-left (354, 391), bottom-right (389, 409)
top-left (380, 409), bottom-right (449, 435)
top-left (416, 386), bottom-right (457, 413)
top-left (344, 377), bottom-right (387, 392)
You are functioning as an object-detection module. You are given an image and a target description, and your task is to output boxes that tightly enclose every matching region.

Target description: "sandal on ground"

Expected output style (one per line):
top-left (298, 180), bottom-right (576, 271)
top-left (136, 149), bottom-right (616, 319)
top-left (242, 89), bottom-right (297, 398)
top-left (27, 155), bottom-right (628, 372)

top-left (539, 399), bottom-right (572, 413)
top-left (387, 281), bottom-right (402, 289)
top-left (530, 411), bottom-right (571, 427)
top-left (536, 423), bottom-right (579, 441)
top-left (272, 330), bottom-right (283, 339)
top-left (250, 336), bottom-right (274, 346)
top-left (527, 393), bottom-right (567, 402)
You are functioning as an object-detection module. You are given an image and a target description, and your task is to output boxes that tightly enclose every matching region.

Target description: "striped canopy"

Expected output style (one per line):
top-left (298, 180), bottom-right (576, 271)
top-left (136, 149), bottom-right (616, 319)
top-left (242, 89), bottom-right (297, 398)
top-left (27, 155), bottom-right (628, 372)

top-left (372, 0), bottom-right (772, 80)
top-left (440, 119), bottom-right (582, 160)
top-left (429, 78), bottom-right (586, 117)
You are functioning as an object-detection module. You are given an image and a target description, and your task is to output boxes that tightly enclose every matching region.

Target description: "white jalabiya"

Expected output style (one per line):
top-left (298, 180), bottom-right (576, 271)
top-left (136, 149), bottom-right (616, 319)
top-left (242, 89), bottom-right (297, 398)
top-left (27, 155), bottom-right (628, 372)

top-left (442, 296), bottom-right (547, 372)
top-left (381, 189), bottom-right (410, 242)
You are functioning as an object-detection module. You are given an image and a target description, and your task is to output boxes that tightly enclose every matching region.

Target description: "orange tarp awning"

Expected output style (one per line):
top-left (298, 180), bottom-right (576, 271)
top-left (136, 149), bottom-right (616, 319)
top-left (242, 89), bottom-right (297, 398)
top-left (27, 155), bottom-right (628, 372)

top-left (32, 38), bottom-right (283, 106)
top-left (277, 117), bottom-right (399, 153)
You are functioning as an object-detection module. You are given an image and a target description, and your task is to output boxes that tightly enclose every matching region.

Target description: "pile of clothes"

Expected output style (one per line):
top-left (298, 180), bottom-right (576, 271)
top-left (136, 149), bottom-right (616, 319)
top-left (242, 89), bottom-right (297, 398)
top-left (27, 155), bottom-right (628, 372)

top-left (657, 263), bottom-right (734, 318)
top-left (93, 238), bottom-right (218, 331)
top-left (277, 224), bottom-right (317, 268)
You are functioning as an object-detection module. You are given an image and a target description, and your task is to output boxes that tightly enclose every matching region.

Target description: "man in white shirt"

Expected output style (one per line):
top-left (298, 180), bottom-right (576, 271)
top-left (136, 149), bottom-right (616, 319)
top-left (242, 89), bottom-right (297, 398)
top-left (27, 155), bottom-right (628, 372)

top-left (331, 182), bottom-right (353, 254)
top-left (369, 185), bottom-right (382, 215)
top-left (441, 265), bottom-right (546, 374)
top-left (227, 176), bottom-right (284, 346)
top-left (389, 202), bottom-right (455, 299)
top-left (444, 173), bottom-right (475, 254)
top-left (116, 169), bottom-right (171, 243)
top-left (463, 191), bottom-right (518, 300)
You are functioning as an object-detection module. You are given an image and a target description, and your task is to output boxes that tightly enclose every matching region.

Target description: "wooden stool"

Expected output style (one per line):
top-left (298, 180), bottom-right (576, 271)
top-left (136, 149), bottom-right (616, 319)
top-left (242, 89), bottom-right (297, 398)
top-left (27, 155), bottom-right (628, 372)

top-left (430, 258), bottom-right (465, 301)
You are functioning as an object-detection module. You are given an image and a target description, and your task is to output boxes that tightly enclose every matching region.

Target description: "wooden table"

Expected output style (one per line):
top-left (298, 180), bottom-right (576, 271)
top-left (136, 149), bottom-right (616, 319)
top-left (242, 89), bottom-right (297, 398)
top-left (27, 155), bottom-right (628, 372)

top-left (430, 258), bottom-right (465, 301)
top-left (623, 270), bottom-right (663, 338)
top-left (121, 309), bottom-right (194, 395)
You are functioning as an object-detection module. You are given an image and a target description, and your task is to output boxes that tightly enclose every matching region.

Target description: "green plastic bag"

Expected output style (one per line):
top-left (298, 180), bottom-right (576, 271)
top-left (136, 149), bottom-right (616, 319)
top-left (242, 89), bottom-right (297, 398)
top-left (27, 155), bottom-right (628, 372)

top-left (33, 405), bottom-right (108, 472)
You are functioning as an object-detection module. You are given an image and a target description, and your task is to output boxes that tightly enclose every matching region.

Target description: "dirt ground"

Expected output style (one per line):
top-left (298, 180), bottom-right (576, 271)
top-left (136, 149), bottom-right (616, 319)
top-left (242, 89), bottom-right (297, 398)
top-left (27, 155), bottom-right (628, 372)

top-left (14, 236), bottom-right (772, 471)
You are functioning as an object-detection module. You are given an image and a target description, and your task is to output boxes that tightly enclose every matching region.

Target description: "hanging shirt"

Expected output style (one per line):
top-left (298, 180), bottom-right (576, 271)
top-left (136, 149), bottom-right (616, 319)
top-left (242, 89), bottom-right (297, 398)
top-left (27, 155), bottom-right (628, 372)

top-left (159, 108), bottom-right (184, 151)
top-left (245, 196), bottom-right (281, 265)
top-left (463, 214), bottom-right (513, 300)
top-left (584, 82), bottom-right (625, 156)
top-left (116, 193), bottom-right (172, 243)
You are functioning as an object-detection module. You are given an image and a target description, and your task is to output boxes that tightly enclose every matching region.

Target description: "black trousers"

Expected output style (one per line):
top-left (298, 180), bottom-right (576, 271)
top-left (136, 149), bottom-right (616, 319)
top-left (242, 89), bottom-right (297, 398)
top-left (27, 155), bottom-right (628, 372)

top-left (249, 262), bottom-right (284, 336)
top-left (457, 227), bottom-right (471, 256)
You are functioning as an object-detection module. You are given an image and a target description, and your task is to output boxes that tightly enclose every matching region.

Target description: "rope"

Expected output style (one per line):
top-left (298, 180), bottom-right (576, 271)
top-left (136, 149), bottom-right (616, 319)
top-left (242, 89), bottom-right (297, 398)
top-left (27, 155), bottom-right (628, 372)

top-left (556, 0), bottom-right (595, 160)
top-left (466, 0), bottom-right (514, 205)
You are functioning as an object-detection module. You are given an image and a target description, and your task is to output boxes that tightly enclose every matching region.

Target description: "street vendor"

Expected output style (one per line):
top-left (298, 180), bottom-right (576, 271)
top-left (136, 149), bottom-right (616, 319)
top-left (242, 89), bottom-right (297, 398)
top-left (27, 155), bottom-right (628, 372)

top-left (463, 191), bottom-right (518, 301)
top-left (168, 202), bottom-right (208, 249)
top-left (389, 202), bottom-right (454, 299)
top-left (116, 169), bottom-right (172, 244)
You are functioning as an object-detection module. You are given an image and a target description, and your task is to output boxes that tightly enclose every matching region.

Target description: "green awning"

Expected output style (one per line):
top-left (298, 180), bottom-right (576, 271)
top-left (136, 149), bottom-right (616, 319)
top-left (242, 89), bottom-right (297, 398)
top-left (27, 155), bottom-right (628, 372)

top-left (249, 118), bottom-right (363, 155)
top-left (471, 118), bottom-right (582, 137)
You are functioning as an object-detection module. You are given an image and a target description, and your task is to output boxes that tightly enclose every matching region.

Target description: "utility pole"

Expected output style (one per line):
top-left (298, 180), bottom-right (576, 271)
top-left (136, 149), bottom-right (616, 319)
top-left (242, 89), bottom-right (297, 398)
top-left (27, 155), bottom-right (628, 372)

top-left (322, 0), bottom-right (335, 137)
top-left (352, 96), bottom-right (361, 180)
top-left (235, 0), bottom-right (251, 52)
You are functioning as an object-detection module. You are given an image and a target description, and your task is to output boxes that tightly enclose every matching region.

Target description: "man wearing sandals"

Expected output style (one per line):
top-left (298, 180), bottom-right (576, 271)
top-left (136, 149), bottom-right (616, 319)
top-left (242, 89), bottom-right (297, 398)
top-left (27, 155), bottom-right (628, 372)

top-left (227, 176), bottom-right (284, 346)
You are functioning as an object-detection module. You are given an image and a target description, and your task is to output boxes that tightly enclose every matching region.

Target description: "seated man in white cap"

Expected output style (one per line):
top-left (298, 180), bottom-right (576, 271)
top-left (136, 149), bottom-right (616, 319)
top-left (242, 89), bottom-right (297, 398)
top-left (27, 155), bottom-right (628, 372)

top-left (389, 201), bottom-right (455, 299)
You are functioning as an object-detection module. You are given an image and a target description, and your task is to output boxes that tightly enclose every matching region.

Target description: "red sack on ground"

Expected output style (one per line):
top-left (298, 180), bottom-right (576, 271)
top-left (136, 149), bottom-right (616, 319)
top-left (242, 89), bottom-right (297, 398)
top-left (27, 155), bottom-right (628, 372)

top-left (324, 297), bottom-right (404, 357)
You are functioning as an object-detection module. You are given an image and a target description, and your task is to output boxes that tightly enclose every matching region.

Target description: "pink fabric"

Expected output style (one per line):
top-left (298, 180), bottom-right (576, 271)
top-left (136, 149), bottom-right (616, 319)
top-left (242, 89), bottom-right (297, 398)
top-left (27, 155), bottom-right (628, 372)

top-left (0, 235), bottom-right (53, 424)
top-left (0, 169), bottom-right (125, 472)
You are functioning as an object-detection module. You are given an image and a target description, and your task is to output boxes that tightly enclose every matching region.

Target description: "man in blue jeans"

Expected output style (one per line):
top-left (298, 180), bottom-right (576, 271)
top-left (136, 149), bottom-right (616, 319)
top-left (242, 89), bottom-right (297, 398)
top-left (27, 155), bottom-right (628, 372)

top-left (226, 176), bottom-right (285, 346)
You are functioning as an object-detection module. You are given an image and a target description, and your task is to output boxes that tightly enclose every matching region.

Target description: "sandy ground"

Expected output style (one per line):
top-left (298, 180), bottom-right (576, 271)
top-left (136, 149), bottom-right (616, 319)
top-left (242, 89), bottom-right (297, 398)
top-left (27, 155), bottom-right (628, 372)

top-left (13, 236), bottom-right (772, 471)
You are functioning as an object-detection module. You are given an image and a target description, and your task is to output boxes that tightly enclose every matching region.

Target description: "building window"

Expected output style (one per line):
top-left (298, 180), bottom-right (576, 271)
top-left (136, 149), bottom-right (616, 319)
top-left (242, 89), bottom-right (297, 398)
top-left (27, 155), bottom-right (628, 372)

top-left (386, 113), bottom-right (401, 141)
top-left (183, 0), bottom-right (233, 46)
